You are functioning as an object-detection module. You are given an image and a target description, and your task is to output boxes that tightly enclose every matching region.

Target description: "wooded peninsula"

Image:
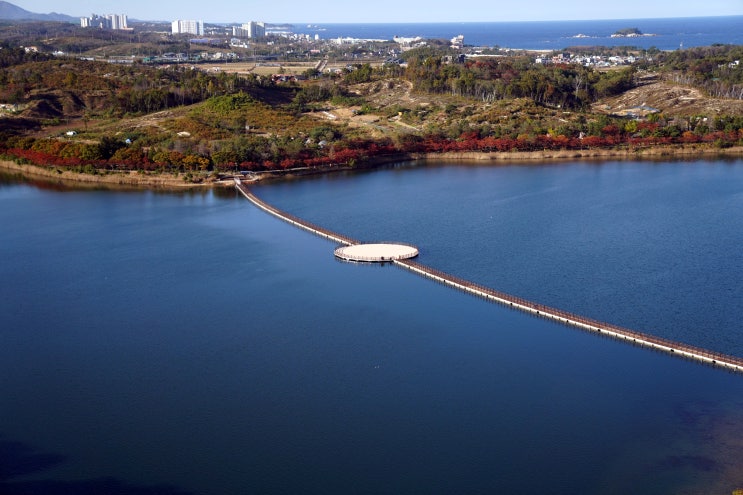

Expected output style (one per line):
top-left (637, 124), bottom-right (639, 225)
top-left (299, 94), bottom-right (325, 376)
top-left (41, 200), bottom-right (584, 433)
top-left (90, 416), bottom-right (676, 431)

top-left (1, 22), bottom-right (742, 186)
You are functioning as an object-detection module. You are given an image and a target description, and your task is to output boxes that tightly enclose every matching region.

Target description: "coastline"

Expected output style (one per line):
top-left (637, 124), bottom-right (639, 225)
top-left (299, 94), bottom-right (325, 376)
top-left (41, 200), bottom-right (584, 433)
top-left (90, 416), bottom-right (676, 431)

top-left (2, 144), bottom-right (743, 188)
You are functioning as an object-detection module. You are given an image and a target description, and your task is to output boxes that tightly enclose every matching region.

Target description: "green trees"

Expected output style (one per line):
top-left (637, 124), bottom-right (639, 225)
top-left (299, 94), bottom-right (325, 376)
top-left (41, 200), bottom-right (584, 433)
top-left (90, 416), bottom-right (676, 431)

top-left (98, 136), bottom-right (125, 160)
top-left (344, 63), bottom-right (374, 84)
top-left (650, 45), bottom-right (743, 100)
top-left (291, 83), bottom-right (334, 111)
top-left (400, 50), bottom-right (605, 109)
top-left (593, 67), bottom-right (636, 98)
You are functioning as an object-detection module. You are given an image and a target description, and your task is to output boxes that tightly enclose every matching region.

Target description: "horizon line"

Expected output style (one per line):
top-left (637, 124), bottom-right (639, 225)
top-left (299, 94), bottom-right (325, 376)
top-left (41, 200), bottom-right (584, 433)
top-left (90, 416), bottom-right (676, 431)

top-left (151, 14), bottom-right (743, 25)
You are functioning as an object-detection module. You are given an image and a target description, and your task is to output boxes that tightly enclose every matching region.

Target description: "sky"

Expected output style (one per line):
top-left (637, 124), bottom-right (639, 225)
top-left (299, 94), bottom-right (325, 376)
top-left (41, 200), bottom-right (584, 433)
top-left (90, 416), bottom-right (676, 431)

top-left (13, 0), bottom-right (743, 24)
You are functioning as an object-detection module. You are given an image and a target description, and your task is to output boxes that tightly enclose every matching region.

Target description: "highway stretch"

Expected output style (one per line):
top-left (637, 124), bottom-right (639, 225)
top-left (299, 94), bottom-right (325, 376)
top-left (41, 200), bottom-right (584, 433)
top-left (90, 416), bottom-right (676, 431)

top-left (235, 178), bottom-right (743, 374)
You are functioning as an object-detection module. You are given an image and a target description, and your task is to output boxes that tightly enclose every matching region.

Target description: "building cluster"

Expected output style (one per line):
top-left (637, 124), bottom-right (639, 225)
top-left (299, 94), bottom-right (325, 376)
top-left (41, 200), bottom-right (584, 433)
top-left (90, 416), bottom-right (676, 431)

top-left (232, 22), bottom-right (266, 39)
top-left (172, 20), bottom-right (205, 36)
top-left (171, 20), bottom-right (266, 39)
top-left (331, 37), bottom-right (387, 45)
top-left (393, 36), bottom-right (427, 51)
top-left (80, 14), bottom-right (129, 30)
top-left (534, 52), bottom-right (642, 68)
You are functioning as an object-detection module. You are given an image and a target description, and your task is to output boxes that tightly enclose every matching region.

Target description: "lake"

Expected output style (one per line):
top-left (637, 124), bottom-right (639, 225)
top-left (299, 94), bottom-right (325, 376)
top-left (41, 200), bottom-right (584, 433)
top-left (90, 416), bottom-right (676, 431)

top-left (1, 158), bottom-right (742, 494)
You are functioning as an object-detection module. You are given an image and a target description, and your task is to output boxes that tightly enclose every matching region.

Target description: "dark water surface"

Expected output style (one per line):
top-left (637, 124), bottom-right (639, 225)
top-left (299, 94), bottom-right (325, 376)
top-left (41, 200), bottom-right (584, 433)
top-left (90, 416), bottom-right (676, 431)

top-left (1, 159), bottom-right (742, 495)
top-left (257, 159), bottom-right (743, 357)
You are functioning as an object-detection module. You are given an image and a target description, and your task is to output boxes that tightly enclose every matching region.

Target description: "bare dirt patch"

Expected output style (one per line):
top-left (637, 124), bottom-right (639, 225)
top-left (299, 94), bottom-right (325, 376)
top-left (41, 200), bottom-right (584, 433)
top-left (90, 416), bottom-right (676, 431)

top-left (594, 79), bottom-right (743, 116)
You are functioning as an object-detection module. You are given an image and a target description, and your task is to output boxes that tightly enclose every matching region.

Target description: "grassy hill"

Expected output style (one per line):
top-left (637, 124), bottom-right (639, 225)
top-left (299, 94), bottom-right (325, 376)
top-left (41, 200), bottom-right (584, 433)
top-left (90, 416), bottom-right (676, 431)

top-left (1, 41), bottom-right (742, 181)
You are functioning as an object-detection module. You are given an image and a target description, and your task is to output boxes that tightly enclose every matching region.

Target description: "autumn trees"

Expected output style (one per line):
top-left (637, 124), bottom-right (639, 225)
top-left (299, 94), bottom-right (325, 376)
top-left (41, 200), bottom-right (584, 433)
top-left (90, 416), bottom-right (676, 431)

top-left (2, 38), bottom-right (742, 177)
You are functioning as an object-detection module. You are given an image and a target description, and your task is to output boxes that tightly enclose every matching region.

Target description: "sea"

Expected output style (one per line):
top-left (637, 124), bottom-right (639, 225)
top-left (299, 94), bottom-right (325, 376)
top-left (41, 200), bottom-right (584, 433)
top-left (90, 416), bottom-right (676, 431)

top-left (295, 16), bottom-right (743, 50)
top-left (1, 158), bottom-right (742, 495)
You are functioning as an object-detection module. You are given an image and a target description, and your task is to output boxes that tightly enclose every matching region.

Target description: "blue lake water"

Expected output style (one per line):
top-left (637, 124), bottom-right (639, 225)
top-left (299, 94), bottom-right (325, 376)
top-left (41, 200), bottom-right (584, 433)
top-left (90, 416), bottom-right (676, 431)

top-left (1, 159), bottom-right (742, 495)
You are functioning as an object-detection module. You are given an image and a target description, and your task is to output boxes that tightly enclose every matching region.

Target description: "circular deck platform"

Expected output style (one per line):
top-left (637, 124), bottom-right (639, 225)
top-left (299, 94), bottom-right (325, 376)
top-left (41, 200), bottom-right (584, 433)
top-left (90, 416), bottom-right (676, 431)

top-left (334, 243), bottom-right (419, 262)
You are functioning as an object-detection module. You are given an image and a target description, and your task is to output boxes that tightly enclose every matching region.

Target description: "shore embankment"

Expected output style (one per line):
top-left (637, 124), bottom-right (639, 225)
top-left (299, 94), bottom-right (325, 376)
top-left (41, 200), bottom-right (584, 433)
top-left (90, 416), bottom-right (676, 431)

top-left (420, 144), bottom-right (743, 162)
top-left (242, 145), bottom-right (743, 182)
top-left (2, 145), bottom-right (742, 188)
top-left (0, 160), bottom-right (216, 189)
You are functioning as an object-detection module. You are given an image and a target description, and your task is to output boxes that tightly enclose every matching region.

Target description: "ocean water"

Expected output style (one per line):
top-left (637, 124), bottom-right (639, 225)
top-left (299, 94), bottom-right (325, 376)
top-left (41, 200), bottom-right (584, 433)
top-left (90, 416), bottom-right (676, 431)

top-left (298, 16), bottom-right (743, 50)
top-left (0, 159), bottom-right (742, 495)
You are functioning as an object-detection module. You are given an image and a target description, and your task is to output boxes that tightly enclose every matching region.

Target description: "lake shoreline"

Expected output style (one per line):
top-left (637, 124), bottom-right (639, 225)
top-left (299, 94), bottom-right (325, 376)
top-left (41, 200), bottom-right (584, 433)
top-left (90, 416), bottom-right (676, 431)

top-left (2, 144), bottom-right (742, 188)
top-left (0, 160), bottom-right (214, 190)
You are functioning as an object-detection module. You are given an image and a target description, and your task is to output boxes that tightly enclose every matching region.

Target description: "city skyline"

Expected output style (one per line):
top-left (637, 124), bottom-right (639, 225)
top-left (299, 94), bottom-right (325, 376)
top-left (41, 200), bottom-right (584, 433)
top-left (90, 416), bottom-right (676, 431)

top-left (10, 0), bottom-right (743, 24)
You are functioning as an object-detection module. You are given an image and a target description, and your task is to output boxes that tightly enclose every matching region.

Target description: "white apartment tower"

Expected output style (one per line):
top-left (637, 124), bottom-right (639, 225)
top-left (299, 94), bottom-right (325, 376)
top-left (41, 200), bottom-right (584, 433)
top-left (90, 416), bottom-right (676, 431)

top-left (246, 21), bottom-right (265, 39)
top-left (172, 20), bottom-right (204, 36)
top-left (232, 21), bottom-right (265, 39)
top-left (81, 13), bottom-right (128, 30)
top-left (109, 14), bottom-right (127, 30)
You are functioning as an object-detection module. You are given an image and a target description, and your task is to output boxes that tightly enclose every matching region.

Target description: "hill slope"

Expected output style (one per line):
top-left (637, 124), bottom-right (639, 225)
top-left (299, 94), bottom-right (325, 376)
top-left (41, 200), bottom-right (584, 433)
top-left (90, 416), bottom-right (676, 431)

top-left (593, 75), bottom-right (743, 117)
top-left (0, 1), bottom-right (76, 22)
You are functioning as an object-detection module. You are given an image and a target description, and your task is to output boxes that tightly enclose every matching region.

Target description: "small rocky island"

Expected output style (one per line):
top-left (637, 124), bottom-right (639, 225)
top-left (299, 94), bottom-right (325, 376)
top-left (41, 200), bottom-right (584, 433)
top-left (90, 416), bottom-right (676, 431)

top-left (611, 27), bottom-right (656, 38)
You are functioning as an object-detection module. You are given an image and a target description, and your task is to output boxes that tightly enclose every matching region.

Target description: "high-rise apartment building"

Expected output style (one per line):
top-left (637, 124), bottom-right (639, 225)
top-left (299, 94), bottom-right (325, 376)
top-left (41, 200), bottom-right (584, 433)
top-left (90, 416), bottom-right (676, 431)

top-left (172, 20), bottom-right (205, 36)
top-left (109, 14), bottom-right (127, 30)
top-left (246, 21), bottom-right (265, 39)
top-left (232, 21), bottom-right (266, 39)
top-left (81, 13), bottom-right (128, 30)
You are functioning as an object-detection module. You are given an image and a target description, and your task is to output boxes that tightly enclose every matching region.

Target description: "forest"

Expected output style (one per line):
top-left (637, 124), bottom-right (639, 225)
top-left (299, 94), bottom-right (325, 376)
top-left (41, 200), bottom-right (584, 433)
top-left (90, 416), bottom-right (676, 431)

top-left (400, 50), bottom-right (634, 108)
top-left (646, 45), bottom-right (743, 99)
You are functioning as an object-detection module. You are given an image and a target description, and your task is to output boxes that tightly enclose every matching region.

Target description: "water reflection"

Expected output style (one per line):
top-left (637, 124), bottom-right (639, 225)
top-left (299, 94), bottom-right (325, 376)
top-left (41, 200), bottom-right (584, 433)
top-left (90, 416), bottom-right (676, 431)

top-left (0, 438), bottom-right (193, 495)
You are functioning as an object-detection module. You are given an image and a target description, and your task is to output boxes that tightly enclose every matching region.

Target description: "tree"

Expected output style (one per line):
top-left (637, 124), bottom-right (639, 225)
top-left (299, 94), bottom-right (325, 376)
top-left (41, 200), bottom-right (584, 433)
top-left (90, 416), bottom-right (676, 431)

top-left (98, 136), bottom-right (124, 159)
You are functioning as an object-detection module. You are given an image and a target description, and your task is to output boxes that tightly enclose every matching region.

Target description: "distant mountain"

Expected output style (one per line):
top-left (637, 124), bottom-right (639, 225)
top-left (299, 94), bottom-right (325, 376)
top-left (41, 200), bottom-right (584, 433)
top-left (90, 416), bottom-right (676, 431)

top-left (0, 1), bottom-right (76, 22)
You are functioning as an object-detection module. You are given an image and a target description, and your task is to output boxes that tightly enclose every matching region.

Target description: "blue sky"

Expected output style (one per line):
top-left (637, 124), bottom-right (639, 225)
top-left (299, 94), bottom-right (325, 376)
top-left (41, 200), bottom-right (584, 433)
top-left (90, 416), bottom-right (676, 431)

top-left (14, 0), bottom-right (743, 23)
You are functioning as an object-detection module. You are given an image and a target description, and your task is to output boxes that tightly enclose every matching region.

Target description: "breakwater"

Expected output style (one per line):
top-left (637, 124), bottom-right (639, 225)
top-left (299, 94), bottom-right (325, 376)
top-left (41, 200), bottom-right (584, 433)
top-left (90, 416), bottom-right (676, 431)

top-left (235, 179), bottom-right (743, 374)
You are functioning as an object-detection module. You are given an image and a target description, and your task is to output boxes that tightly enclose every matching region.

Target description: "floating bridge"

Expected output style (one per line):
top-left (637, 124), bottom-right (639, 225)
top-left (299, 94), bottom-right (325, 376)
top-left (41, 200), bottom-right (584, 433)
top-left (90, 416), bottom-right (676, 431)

top-left (235, 178), bottom-right (743, 374)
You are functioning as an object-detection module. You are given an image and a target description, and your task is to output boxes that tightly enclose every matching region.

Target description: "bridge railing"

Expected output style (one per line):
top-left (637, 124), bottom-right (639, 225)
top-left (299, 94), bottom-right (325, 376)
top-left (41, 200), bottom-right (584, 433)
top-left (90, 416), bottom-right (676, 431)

top-left (236, 182), bottom-right (359, 245)
top-left (238, 181), bottom-right (743, 372)
top-left (396, 259), bottom-right (743, 370)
